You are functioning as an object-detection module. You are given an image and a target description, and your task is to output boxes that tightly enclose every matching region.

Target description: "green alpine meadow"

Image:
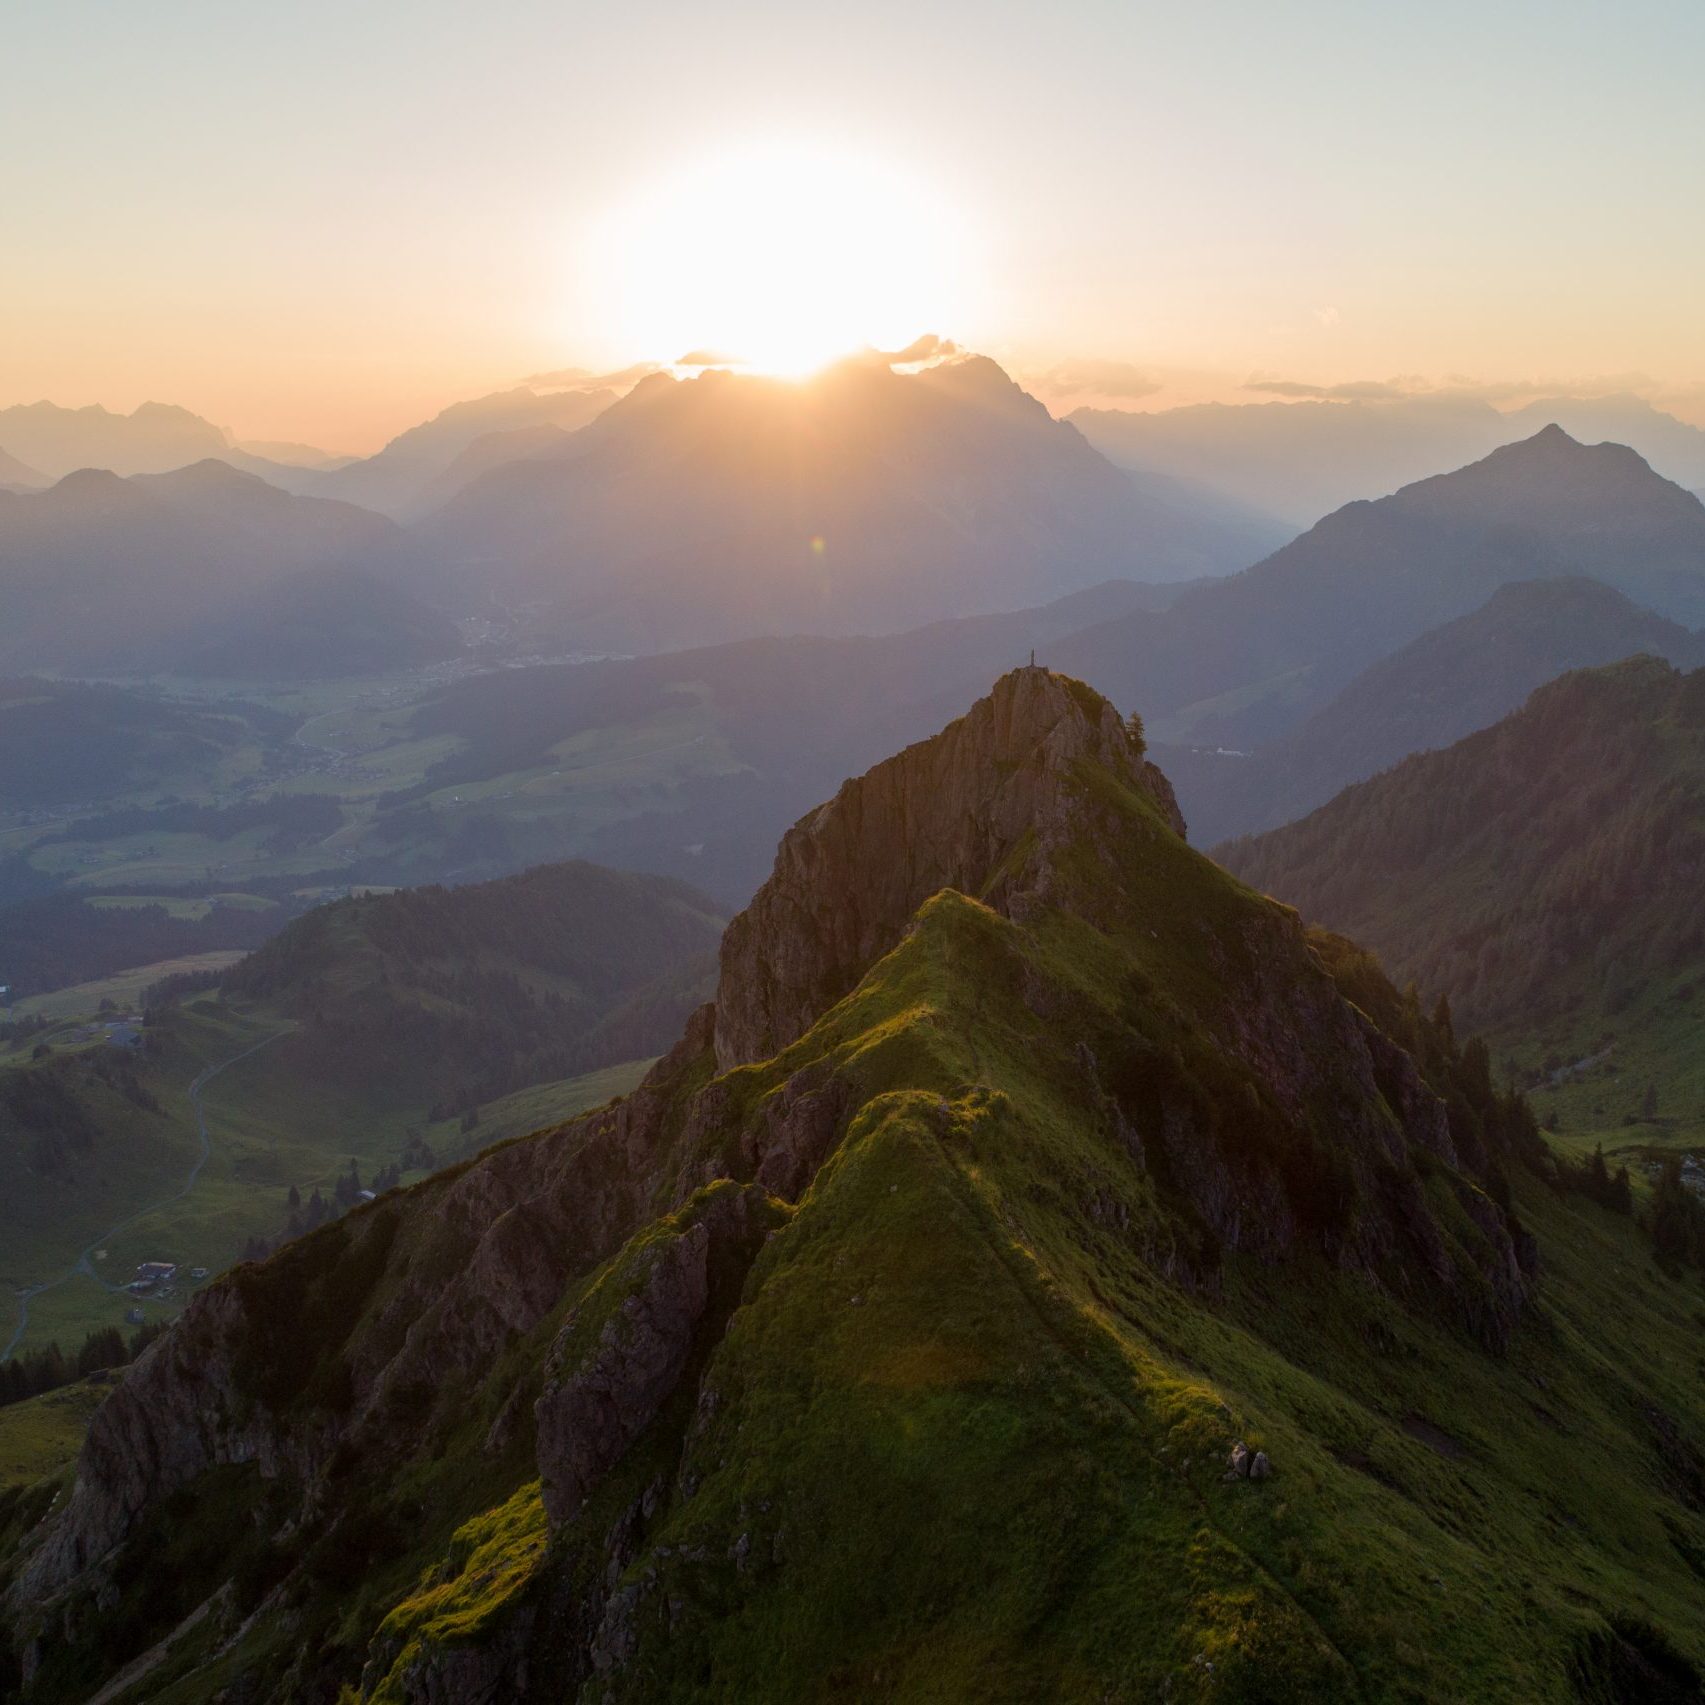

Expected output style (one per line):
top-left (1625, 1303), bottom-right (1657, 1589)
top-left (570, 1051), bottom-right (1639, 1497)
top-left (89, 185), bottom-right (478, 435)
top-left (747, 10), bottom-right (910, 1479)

top-left (7, 670), bottom-right (1703, 1701)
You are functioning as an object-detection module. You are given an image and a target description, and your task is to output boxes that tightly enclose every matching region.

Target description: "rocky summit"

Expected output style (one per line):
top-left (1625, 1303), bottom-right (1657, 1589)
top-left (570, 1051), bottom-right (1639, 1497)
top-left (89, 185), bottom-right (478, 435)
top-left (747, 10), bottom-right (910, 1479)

top-left (4, 669), bottom-right (1703, 1703)
top-left (714, 665), bottom-right (1185, 1068)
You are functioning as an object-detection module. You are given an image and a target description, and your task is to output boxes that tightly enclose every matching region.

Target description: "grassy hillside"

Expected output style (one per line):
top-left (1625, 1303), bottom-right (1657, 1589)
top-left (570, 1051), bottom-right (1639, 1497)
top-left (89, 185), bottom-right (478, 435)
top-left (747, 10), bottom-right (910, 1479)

top-left (8, 670), bottom-right (1702, 1702)
top-left (0, 1003), bottom-right (336, 1359)
top-left (0, 859), bottom-right (719, 1364)
top-left (0, 859), bottom-right (721, 1363)
top-left (1218, 656), bottom-right (1705, 1033)
top-left (0, 1382), bottom-right (108, 1490)
top-left (426, 1060), bottom-right (655, 1162)
top-left (219, 858), bottom-right (722, 1112)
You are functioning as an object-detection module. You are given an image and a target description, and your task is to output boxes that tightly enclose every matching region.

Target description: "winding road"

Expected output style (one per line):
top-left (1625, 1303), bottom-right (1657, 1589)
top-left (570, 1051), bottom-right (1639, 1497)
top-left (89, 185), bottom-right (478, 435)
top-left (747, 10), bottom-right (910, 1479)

top-left (3, 1028), bottom-right (284, 1362)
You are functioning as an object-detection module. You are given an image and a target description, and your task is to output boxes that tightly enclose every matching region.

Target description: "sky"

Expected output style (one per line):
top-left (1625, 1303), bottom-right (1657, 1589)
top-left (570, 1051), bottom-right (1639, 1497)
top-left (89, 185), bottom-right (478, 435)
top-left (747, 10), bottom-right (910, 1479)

top-left (4, 0), bottom-right (1704, 451)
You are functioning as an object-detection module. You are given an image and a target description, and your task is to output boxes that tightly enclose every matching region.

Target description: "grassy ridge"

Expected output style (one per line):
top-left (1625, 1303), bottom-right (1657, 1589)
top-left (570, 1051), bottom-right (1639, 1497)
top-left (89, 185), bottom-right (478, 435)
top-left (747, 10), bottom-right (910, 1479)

top-left (9, 671), bottom-right (1705, 1700)
top-left (319, 886), bottom-right (1705, 1702)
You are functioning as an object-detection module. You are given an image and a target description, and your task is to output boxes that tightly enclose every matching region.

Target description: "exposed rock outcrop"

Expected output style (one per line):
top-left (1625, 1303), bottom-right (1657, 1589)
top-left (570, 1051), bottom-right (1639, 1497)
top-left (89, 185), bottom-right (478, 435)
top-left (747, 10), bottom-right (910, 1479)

top-left (714, 666), bottom-right (1184, 1069)
top-left (536, 1184), bottom-right (775, 1527)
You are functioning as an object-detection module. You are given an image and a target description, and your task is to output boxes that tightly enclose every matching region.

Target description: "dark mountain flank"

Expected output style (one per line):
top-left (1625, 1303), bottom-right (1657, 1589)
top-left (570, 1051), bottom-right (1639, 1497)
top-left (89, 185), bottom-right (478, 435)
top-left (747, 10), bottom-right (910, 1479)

top-left (1054, 426), bottom-right (1705, 749)
top-left (1218, 656), bottom-right (1705, 1036)
top-left (1168, 577), bottom-right (1705, 845)
top-left (5, 671), bottom-right (1704, 1702)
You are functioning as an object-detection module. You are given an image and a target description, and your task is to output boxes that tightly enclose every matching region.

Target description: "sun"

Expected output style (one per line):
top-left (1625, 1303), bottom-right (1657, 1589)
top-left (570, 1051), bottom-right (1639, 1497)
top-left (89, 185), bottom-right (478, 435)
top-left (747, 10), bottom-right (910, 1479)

top-left (588, 140), bottom-right (972, 377)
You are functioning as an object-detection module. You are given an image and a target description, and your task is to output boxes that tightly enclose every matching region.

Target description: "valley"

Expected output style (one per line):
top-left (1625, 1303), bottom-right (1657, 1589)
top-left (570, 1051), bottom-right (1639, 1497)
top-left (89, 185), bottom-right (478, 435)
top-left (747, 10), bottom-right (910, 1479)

top-left (6, 359), bottom-right (1705, 1704)
top-left (0, 855), bottom-right (720, 1362)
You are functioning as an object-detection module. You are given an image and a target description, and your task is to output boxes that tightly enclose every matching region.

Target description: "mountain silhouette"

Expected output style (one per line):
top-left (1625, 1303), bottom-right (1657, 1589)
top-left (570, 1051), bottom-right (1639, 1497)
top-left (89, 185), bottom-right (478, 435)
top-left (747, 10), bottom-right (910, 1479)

top-left (415, 354), bottom-right (1288, 653)
top-left (0, 399), bottom-right (235, 479)
top-left (1054, 425), bottom-right (1705, 747)
top-left (0, 461), bottom-right (402, 673)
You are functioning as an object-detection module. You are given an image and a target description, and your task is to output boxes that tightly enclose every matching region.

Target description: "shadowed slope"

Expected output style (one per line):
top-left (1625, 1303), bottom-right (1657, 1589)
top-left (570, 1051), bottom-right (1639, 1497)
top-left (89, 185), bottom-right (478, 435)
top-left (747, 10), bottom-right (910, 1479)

top-left (6, 670), bottom-right (1702, 1704)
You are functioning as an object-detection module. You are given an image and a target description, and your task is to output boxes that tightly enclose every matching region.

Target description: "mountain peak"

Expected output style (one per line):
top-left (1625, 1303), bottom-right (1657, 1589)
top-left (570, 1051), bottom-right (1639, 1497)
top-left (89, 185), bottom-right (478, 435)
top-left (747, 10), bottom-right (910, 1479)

top-left (1384, 420), bottom-right (1705, 541)
top-left (42, 466), bottom-right (143, 506)
top-left (139, 456), bottom-right (270, 493)
top-left (713, 666), bottom-right (1183, 1068)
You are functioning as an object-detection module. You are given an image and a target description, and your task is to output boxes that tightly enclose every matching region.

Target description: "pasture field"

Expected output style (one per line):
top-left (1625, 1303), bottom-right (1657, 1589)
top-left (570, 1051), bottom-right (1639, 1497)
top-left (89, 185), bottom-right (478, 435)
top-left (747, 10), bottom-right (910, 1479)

top-left (0, 1379), bottom-right (109, 1488)
top-left (429, 1058), bottom-right (656, 1161)
top-left (12, 953), bottom-right (250, 1021)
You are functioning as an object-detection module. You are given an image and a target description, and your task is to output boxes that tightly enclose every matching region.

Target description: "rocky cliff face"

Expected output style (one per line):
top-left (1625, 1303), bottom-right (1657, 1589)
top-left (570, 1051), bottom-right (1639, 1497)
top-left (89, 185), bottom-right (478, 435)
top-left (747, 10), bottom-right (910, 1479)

top-left (535, 1182), bottom-right (777, 1527)
top-left (714, 665), bottom-right (1184, 1069)
top-left (4, 668), bottom-right (1560, 1704)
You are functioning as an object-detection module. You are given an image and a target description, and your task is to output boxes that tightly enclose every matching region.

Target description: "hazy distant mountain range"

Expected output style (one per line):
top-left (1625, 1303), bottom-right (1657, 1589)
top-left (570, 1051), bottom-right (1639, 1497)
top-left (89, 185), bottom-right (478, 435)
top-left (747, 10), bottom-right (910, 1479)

top-left (279, 384), bottom-right (619, 518)
top-left (0, 357), bottom-right (1289, 667)
top-left (1164, 576), bottom-right (1705, 844)
top-left (12, 360), bottom-right (1705, 682)
top-left (0, 389), bottom-right (614, 516)
top-left (0, 460), bottom-right (445, 676)
top-left (1074, 390), bottom-right (1705, 528)
top-left (410, 355), bottom-right (1287, 651)
top-left (375, 424), bottom-right (1705, 894)
top-left (10, 419), bottom-right (1705, 906)
top-left (1052, 424), bottom-right (1705, 749)
top-left (0, 400), bottom-right (240, 479)
top-left (0, 445), bottom-right (46, 492)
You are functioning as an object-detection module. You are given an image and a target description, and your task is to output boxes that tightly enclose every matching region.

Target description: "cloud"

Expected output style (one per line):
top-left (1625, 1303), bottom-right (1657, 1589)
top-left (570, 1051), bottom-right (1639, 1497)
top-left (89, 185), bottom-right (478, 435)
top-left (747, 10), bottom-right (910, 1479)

top-left (1245, 379), bottom-right (1337, 399)
top-left (869, 333), bottom-right (960, 366)
top-left (1244, 377), bottom-right (1422, 401)
top-left (674, 349), bottom-right (744, 368)
top-left (1243, 370), bottom-right (1705, 413)
top-left (1029, 358), bottom-right (1164, 403)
